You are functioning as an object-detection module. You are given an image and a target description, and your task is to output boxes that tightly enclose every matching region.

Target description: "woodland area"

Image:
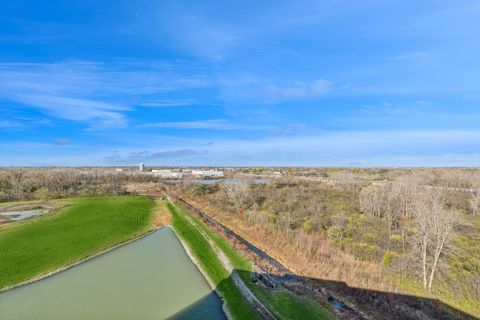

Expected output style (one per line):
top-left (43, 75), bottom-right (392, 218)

top-left (0, 168), bottom-right (156, 202)
top-left (173, 168), bottom-right (480, 317)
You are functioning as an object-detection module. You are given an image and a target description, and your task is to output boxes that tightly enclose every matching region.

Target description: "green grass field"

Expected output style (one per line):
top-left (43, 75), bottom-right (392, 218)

top-left (167, 200), bottom-right (335, 320)
top-left (0, 196), bottom-right (155, 290)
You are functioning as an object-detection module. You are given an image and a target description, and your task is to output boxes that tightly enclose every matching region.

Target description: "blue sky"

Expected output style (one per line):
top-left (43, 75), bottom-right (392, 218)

top-left (1, 0), bottom-right (479, 166)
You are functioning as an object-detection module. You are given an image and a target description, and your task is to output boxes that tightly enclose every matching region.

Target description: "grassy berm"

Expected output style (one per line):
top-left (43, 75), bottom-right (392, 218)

top-left (167, 200), bottom-right (335, 320)
top-left (0, 196), bottom-right (155, 290)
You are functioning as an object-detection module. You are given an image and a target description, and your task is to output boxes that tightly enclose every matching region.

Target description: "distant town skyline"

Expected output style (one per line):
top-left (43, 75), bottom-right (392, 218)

top-left (1, 1), bottom-right (480, 166)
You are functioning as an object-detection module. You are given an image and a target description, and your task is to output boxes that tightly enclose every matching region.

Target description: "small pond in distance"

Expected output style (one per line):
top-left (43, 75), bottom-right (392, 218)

top-left (0, 228), bottom-right (226, 320)
top-left (0, 209), bottom-right (44, 222)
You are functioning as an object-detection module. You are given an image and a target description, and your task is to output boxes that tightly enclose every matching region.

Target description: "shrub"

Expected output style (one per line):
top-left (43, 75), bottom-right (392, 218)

top-left (327, 226), bottom-right (344, 246)
top-left (302, 219), bottom-right (313, 232)
top-left (383, 251), bottom-right (395, 268)
top-left (350, 242), bottom-right (379, 261)
top-left (364, 232), bottom-right (377, 244)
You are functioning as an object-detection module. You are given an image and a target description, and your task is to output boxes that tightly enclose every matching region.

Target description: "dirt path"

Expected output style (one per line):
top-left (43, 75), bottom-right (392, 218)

top-left (151, 199), bottom-right (171, 228)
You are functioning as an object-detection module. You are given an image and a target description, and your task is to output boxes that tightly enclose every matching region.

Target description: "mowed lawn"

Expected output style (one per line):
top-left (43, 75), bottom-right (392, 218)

top-left (0, 196), bottom-right (155, 290)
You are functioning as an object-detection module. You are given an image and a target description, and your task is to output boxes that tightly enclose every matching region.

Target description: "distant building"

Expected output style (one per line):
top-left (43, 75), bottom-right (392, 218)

top-left (139, 163), bottom-right (145, 172)
top-left (115, 168), bottom-right (123, 172)
top-left (151, 169), bottom-right (184, 179)
top-left (192, 169), bottom-right (224, 178)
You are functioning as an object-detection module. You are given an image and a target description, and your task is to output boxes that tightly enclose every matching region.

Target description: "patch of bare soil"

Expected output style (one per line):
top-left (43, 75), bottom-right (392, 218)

top-left (151, 201), bottom-right (172, 229)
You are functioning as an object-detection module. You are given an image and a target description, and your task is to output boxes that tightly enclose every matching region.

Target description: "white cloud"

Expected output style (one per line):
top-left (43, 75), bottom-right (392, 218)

top-left (0, 120), bottom-right (25, 129)
top-left (103, 149), bottom-right (207, 164)
top-left (218, 77), bottom-right (333, 104)
top-left (136, 119), bottom-right (307, 134)
top-left (195, 129), bottom-right (480, 166)
top-left (262, 79), bottom-right (333, 102)
top-left (137, 119), bottom-right (230, 129)
top-left (136, 100), bottom-right (196, 108)
top-left (10, 94), bottom-right (128, 129)
top-left (53, 139), bottom-right (70, 146)
top-left (0, 61), bottom-right (212, 129)
top-left (1, 129), bottom-right (479, 166)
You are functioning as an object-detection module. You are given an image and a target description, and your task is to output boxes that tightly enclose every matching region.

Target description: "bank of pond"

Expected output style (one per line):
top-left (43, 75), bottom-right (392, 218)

top-left (0, 228), bottom-right (226, 320)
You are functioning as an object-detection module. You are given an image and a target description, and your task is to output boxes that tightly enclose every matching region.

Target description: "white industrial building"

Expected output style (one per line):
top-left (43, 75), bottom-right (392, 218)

top-left (151, 169), bottom-right (184, 179)
top-left (191, 169), bottom-right (224, 178)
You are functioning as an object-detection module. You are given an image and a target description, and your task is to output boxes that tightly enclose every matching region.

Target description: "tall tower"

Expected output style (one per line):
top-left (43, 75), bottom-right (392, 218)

top-left (139, 163), bottom-right (145, 172)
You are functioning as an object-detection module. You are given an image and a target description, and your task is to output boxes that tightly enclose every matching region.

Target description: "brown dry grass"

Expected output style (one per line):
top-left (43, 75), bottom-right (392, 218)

top-left (151, 200), bottom-right (172, 229)
top-left (184, 196), bottom-right (396, 295)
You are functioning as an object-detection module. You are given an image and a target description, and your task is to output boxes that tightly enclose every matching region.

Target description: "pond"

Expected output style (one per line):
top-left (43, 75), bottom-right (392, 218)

top-left (0, 209), bottom-right (44, 222)
top-left (0, 228), bottom-right (226, 320)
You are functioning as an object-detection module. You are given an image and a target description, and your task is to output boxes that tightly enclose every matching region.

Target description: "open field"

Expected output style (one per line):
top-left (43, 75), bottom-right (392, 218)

top-left (0, 196), bottom-right (155, 290)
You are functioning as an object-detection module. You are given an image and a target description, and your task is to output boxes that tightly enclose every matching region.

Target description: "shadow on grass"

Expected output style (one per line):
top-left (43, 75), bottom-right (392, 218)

top-left (285, 273), bottom-right (477, 320)
top-left (168, 268), bottom-right (477, 320)
top-left (168, 290), bottom-right (227, 320)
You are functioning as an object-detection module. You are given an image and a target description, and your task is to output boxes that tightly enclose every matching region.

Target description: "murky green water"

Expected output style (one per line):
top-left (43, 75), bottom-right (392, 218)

top-left (0, 228), bottom-right (226, 320)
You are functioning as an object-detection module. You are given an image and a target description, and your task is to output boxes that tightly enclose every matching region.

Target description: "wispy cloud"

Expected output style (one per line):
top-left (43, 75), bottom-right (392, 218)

top-left (199, 129), bottom-right (480, 166)
top-left (0, 120), bottom-right (25, 129)
top-left (136, 100), bottom-right (196, 108)
top-left (53, 139), bottom-right (70, 146)
top-left (260, 79), bottom-right (333, 103)
top-left (0, 61), bottom-right (213, 129)
top-left (388, 51), bottom-right (431, 61)
top-left (218, 77), bottom-right (334, 104)
top-left (137, 119), bottom-right (232, 130)
top-left (11, 94), bottom-right (128, 129)
top-left (103, 149), bottom-right (207, 164)
top-left (93, 129), bottom-right (480, 167)
top-left (136, 119), bottom-right (307, 134)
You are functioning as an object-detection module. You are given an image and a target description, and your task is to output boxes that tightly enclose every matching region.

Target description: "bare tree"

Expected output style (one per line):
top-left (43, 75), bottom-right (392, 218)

top-left (384, 184), bottom-right (401, 240)
top-left (223, 181), bottom-right (252, 211)
top-left (469, 177), bottom-right (480, 216)
top-left (360, 183), bottom-right (401, 240)
top-left (470, 190), bottom-right (480, 216)
top-left (330, 171), bottom-right (365, 194)
top-left (413, 190), bottom-right (458, 291)
top-left (359, 185), bottom-right (384, 218)
top-left (392, 179), bottom-right (419, 253)
top-left (394, 175), bottom-right (420, 218)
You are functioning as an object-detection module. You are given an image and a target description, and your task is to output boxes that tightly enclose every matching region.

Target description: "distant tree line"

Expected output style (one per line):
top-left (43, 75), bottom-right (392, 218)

top-left (0, 168), bottom-right (157, 202)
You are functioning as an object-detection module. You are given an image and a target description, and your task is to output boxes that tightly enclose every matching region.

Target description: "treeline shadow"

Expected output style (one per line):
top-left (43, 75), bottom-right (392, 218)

top-left (168, 290), bottom-right (227, 320)
top-left (167, 269), bottom-right (478, 320)
top-left (286, 273), bottom-right (478, 320)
